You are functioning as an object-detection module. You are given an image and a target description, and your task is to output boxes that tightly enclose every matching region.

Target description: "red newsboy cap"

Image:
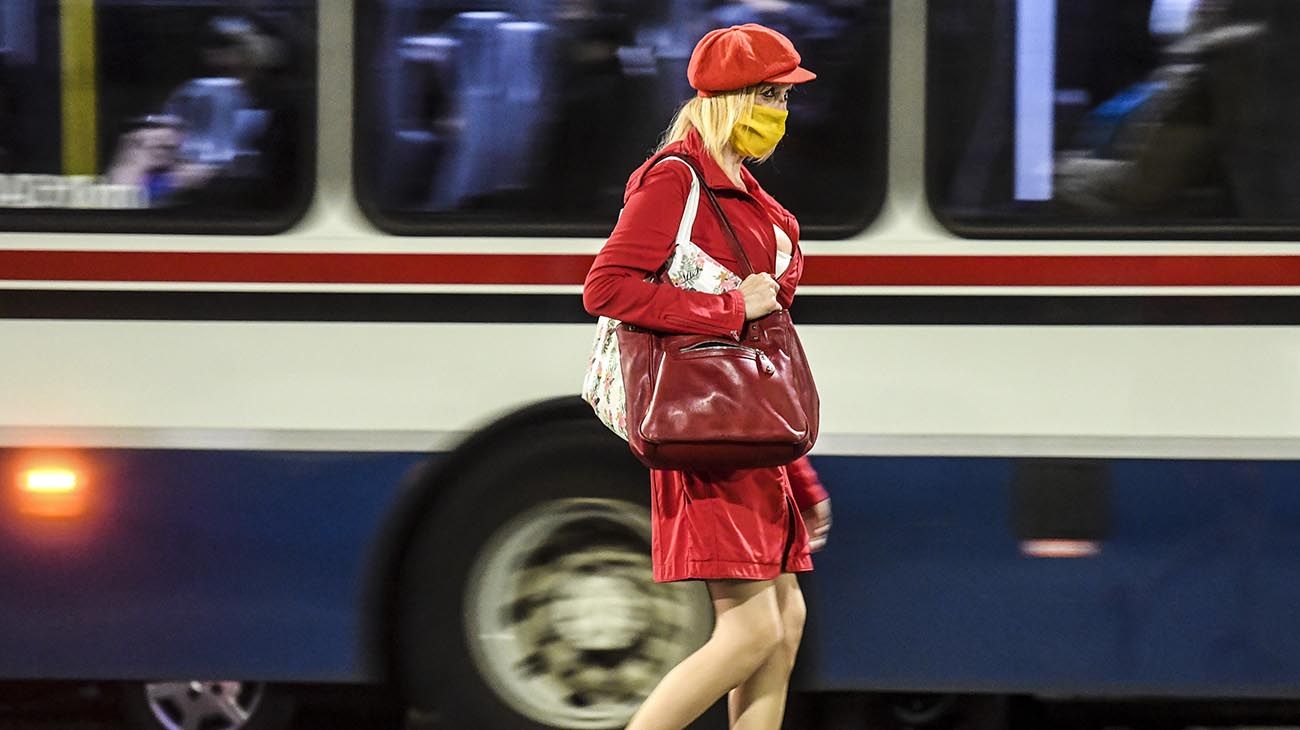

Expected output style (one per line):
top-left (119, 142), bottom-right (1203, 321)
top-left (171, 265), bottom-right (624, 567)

top-left (687, 24), bottom-right (817, 97)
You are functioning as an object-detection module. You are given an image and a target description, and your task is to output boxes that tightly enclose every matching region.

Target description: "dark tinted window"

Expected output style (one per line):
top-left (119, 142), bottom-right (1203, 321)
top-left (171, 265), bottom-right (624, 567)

top-left (355, 0), bottom-right (887, 237)
top-left (0, 0), bottom-right (316, 234)
top-left (929, 0), bottom-right (1300, 238)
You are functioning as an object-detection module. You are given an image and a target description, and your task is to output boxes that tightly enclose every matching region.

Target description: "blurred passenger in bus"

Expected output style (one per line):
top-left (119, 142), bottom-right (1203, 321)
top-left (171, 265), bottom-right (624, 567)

top-left (164, 17), bottom-right (281, 179)
top-left (584, 24), bottom-right (830, 730)
top-left (1054, 0), bottom-right (1235, 215)
top-left (146, 13), bottom-right (302, 211)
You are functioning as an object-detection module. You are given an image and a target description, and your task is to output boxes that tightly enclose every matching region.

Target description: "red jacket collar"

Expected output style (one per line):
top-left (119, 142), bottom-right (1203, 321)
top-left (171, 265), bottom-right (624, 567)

top-left (675, 129), bottom-right (755, 193)
top-left (626, 129), bottom-right (755, 198)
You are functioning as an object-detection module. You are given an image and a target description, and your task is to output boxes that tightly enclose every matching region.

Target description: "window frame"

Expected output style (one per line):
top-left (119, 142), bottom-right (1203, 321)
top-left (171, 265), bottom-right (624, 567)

top-left (351, 1), bottom-right (888, 240)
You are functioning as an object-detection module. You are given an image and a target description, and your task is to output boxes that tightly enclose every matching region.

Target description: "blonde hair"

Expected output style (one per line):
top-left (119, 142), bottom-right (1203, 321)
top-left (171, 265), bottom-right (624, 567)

top-left (658, 86), bottom-right (776, 165)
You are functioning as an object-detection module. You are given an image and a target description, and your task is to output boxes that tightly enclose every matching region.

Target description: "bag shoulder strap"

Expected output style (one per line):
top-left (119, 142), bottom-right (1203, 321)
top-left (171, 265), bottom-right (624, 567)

top-left (664, 155), bottom-right (756, 278)
top-left (654, 156), bottom-right (702, 249)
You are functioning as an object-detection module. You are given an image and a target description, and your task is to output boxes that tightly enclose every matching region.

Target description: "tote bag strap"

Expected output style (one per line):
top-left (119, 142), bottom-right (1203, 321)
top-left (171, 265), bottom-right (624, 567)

top-left (656, 156), bottom-right (701, 249)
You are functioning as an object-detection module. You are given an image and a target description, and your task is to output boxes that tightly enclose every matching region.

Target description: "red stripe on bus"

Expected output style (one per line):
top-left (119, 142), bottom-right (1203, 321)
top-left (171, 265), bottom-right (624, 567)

top-left (0, 251), bottom-right (593, 284)
top-left (2, 251), bottom-right (1300, 286)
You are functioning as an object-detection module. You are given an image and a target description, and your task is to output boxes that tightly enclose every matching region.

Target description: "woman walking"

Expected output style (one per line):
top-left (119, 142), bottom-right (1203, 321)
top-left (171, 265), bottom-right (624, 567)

top-left (582, 23), bottom-right (833, 730)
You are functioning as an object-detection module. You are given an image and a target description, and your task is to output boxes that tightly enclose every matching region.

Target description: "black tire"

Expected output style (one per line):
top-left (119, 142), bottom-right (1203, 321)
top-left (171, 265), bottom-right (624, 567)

top-left (862, 693), bottom-right (1008, 730)
top-left (396, 419), bottom-right (726, 729)
top-left (120, 681), bottom-right (295, 730)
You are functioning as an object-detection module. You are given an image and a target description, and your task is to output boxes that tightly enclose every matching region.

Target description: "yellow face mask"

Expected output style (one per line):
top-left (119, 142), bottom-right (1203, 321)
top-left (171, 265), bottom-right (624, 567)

top-left (730, 105), bottom-right (788, 159)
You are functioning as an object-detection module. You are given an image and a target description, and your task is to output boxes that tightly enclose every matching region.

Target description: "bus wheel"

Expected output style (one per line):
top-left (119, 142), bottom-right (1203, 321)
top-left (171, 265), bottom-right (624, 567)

top-left (863, 693), bottom-right (1008, 730)
top-left (397, 420), bottom-right (721, 729)
top-left (120, 681), bottom-right (296, 730)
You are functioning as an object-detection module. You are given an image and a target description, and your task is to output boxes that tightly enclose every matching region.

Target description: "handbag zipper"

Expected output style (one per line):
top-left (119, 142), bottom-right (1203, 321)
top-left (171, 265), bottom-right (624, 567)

top-left (679, 341), bottom-right (776, 375)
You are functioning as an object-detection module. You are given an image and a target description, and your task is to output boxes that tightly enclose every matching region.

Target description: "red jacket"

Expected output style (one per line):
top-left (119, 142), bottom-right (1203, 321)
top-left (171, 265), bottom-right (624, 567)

top-left (584, 130), bottom-right (828, 582)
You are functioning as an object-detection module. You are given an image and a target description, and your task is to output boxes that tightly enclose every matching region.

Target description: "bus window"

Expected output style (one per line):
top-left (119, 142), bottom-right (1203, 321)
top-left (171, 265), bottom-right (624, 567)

top-left (929, 0), bottom-right (1300, 239)
top-left (354, 0), bottom-right (887, 238)
top-left (0, 0), bottom-right (316, 234)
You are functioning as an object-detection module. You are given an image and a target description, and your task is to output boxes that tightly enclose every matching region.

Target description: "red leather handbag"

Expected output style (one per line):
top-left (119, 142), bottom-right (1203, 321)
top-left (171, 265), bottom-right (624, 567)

top-left (616, 157), bottom-right (819, 471)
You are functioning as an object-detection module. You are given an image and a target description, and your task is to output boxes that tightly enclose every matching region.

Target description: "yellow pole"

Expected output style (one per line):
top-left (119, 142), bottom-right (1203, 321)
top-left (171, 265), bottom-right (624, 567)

top-left (59, 0), bottom-right (98, 175)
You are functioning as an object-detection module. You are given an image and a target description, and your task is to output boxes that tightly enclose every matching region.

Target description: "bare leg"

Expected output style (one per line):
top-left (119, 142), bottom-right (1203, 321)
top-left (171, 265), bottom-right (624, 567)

top-left (625, 579), bottom-right (784, 730)
top-left (727, 574), bottom-right (807, 730)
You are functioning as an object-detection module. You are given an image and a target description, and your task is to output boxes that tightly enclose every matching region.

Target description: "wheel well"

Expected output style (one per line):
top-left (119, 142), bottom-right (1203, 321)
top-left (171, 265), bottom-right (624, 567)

top-left (358, 395), bottom-right (608, 685)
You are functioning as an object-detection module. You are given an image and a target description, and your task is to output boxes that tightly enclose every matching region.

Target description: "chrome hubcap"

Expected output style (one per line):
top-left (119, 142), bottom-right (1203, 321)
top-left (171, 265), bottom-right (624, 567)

top-left (466, 498), bottom-right (712, 729)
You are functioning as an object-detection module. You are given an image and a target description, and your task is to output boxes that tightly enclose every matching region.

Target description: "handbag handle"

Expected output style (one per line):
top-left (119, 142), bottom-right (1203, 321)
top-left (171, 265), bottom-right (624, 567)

top-left (667, 155), bottom-right (757, 279)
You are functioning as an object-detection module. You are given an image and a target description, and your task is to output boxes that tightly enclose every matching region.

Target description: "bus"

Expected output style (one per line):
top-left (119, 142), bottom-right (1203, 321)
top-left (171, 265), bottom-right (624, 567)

top-left (4, 0), bottom-right (1300, 729)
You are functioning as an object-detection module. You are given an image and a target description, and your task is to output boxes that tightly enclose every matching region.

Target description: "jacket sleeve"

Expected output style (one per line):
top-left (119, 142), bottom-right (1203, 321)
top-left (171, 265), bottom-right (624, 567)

top-left (583, 164), bottom-right (747, 339)
top-left (787, 455), bottom-right (829, 510)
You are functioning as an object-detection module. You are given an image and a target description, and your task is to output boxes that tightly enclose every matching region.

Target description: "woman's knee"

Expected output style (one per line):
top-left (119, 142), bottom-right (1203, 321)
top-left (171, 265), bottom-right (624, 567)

top-left (710, 591), bottom-right (785, 669)
top-left (727, 607), bottom-right (786, 664)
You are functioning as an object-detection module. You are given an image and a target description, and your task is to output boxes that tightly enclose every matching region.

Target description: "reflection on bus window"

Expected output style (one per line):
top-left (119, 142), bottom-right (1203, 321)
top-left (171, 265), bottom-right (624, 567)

top-left (0, 0), bottom-right (315, 231)
top-left (356, 0), bottom-right (887, 236)
top-left (930, 0), bottom-right (1300, 235)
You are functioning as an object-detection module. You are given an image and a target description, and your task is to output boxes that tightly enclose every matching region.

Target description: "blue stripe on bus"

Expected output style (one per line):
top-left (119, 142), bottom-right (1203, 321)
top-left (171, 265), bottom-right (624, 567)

top-left (3, 449), bottom-right (1300, 698)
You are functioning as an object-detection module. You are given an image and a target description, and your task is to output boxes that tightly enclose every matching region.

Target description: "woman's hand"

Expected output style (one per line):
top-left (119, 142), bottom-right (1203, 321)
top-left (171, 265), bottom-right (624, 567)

top-left (802, 498), bottom-right (832, 552)
top-left (739, 273), bottom-right (781, 320)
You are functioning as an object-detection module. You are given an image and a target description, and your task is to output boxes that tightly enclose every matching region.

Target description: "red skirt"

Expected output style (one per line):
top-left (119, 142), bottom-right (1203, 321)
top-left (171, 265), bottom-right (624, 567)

top-left (650, 463), bottom-right (814, 583)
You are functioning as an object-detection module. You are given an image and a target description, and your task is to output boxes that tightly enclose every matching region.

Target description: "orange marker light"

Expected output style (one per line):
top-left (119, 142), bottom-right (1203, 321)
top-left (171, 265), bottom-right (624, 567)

top-left (18, 467), bottom-right (86, 518)
top-left (24, 469), bottom-right (78, 493)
